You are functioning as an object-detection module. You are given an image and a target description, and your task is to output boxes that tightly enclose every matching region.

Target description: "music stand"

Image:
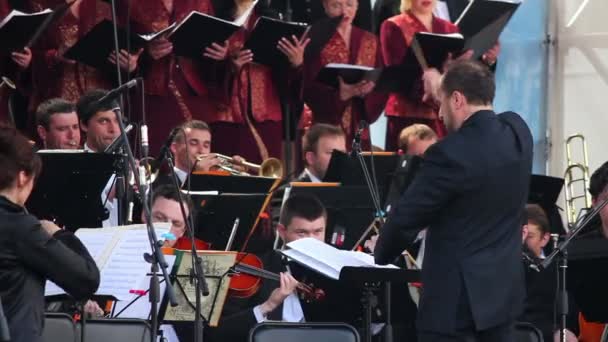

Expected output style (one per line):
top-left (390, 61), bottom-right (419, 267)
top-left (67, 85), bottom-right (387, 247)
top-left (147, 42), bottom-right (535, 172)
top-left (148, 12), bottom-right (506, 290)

top-left (283, 184), bottom-right (376, 250)
top-left (383, 154), bottom-right (423, 210)
top-left (323, 150), bottom-right (400, 206)
top-left (339, 267), bottom-right (420, 342)
top-left (27, 151), bottom-right (120, 231)
top-left (160, 250), bottom-right (235, 327)
top-left (183, 173), bottom-right (280, 253)
top-left (567, 238), bottom-right (608, 323)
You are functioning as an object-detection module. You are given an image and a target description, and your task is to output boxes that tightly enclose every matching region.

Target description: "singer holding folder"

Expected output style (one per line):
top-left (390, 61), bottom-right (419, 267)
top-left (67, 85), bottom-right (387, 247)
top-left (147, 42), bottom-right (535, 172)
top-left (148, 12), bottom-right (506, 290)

top-left (0, 124), bottom-right (100, 342)
top-left (29, 0), bottom-right (140, 114)
top-left (213, 0), bottom-right (309, 163)
top-left (303, 0), bottom-right (386, 151)
top-left (123, 0), bottom-right (233, 154)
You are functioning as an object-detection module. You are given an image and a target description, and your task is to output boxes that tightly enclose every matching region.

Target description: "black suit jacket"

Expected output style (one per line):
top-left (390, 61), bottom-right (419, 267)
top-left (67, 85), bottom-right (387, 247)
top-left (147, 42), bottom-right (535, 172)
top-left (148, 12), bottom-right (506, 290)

top-left (375, 110), bottom-right (533, 334)
top-left (0, 196), bottom-right (100, 342)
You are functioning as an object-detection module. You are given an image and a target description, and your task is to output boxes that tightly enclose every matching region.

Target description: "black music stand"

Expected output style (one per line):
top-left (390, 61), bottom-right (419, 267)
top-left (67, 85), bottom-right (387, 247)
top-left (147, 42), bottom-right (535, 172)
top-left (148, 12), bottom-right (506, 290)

top-left (284, 185), bottom-right (376, 250)
top-left (323, 150), bottom-right (400, 206)
top-left (339, 267), bottom-right (420, 342)
top-left (567, 238), bottom-right (608, 323)
top-left (26, 152), bottom-right (120, 231)
top-left (528, 174), bottom-right (566, 234)
top-left (383, 154), bottom-right (423, 209)
top-left (183, 173), bottom-right (280, 253)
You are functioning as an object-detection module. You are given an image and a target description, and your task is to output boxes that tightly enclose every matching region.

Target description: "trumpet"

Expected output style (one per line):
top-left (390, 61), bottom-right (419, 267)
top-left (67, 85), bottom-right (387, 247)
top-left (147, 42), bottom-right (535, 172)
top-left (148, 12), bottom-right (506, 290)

top-left (197, 153), bottom-right (284, 178)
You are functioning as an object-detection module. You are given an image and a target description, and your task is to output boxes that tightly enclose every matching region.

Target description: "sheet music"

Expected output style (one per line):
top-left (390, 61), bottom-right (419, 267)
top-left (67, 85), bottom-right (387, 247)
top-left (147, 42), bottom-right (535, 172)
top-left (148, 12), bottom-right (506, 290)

top-left (163, 251), bottom-right (236, 327)
top-left (112, 254), bottom-right (176, 319)
top-left (45, 224), bottom-right (170, 300)
top-left (282, 238), bottom-right (397, 280)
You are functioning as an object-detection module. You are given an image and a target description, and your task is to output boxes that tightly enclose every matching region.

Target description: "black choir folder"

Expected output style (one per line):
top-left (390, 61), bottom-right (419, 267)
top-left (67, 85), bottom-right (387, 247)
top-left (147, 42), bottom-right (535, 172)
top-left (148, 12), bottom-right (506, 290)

top-left (408, 0), bottom-right (521, 68)
top-left (316, 63), bottom-right (417, 93)
top-left (0, 1), bottom-right (74, 53)
top-left (244, 16), bottom-right (309, 66)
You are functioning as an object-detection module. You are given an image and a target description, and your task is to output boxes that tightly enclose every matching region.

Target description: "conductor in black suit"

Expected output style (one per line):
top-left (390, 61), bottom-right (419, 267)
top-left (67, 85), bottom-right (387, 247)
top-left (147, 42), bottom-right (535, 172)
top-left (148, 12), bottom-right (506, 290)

top-left (375, 60), bottom-right (533, 342)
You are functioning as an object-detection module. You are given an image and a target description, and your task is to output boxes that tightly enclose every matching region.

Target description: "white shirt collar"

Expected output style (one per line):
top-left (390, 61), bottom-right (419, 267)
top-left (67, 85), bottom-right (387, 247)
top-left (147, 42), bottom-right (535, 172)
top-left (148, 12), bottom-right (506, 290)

top-left (304, 168), bottom-right (322, 183)
top-left (174, 167), bottom-right (188, 185)
top-left (84, 143), bottom-right (95, 153)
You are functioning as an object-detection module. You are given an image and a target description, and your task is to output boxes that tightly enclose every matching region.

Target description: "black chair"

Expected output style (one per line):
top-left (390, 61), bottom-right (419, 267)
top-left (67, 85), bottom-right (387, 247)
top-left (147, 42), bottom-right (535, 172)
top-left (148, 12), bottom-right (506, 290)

top-left (43, 313), bottom-right (77, 342)
top-left (515, 322), bottom-right (544, 342)
top-left (249, 322), bottom-right (360, 342)
top-left (76, 318), bottom-right (151, 342)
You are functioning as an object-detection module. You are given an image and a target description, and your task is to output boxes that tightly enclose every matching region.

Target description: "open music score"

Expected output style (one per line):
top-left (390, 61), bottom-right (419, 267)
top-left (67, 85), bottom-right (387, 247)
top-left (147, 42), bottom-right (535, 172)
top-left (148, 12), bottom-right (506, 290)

top-left (163, 250), bottom-right (236, 327)
top-left (45, 224), bottom-right (172, 301)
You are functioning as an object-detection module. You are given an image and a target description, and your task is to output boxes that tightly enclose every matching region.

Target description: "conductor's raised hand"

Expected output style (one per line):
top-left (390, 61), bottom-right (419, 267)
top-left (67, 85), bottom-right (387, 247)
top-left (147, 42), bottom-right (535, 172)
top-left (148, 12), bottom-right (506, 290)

top-left (204, 41), bottom-right (229, 61)
top-left (277, 34), bottom-right (311, 67)
top-left (147, 38), bottom-right (173, 60)
top-left (231, 49), bottom-right (254, 70)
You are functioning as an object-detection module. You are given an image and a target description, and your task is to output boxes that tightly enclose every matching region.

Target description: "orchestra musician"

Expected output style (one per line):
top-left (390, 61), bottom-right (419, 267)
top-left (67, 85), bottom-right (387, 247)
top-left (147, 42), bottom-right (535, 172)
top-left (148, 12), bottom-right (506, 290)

top-left (76, 89), bottom-right (121, 227)
top-left (208, 194), bottom-right (327, 342)
top-left (577, 161), bottom-right (608, 342)
top-left (35, 98), bottom-right (81, 149)
top-left (398, 123), bottom-right (438, 156)
top-left (0, 123), bottom-right (100, 342)
top-left (303, 0), bottom-right (386, 150)
top-left (120, 0), bottom-right (230, 154)
top-left (375, 60), bottom-right (533, 342)
top-left (298, 123), bottom-right (346, 182)
top-left (143, 184), bottom-right (194, 248)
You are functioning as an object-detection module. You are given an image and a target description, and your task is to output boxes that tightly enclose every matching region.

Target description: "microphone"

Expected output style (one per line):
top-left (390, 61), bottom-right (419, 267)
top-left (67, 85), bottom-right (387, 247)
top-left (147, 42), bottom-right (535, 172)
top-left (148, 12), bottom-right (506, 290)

top-left (351, 120), bottom-right (368, 156)
top-left (94, 78), bottom-right (140, 108)
top-left (156, 127), bottom-right (180, 165)
top-left (104, 124), bottom-right (133, 153)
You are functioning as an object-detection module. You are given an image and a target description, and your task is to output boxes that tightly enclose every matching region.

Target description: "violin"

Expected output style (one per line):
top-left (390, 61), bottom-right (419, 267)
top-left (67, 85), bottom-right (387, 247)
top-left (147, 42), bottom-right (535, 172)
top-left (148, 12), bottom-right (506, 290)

top-left (228, 253), bottom-right (325, 303)
top-left (172, 236), bottom-right (211, 250)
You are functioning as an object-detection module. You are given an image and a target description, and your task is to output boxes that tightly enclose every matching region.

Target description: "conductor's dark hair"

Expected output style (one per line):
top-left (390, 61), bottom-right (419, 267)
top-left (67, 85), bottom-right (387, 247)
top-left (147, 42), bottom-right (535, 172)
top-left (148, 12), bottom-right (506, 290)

top-left (440, 60), bottom-right (496, 106)
top-left (0, 123), bottom-right (42, 191)
top-left (525, 204), bottom-right (550, 235)
top-left (279, 194), bottom-right (327, 227)
top-left (151, 184), bottom-right (194, 214)
top-left (76, 89), bottom-right (120, 125)
top-left (590, 161), bottom-right (608, 200)
top-left (302, 123), bottom-right (345, 156)
top-left (36, 98), bottom-right (77, 129)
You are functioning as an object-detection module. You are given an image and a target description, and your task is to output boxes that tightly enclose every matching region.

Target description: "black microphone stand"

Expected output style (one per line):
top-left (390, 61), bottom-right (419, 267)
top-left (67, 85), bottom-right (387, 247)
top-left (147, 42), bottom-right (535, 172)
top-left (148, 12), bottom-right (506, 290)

top-left (0, 296), bottom-right (9, 342)
top-left (109, 105), bottom-right (178, 342)
top-left (161, 148), bottom-right (210, 342)
top-left (537, 195), bottom-right (608, 342)
top-left (350, 123), bottom-right (393, 342)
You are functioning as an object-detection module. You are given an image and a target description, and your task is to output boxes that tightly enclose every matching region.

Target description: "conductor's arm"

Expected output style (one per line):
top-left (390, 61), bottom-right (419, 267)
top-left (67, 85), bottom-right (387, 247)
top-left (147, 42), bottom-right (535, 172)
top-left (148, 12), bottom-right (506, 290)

top-left (374, 144), bottom-right (469, 264)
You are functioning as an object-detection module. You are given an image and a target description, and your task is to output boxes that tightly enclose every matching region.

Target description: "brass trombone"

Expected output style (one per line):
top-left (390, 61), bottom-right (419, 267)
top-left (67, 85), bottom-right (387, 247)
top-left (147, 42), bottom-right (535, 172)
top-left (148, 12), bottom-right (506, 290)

top-left (197, 153), bottom-right (284, 178)
top-left (563, 134), bottom-right (592, 229)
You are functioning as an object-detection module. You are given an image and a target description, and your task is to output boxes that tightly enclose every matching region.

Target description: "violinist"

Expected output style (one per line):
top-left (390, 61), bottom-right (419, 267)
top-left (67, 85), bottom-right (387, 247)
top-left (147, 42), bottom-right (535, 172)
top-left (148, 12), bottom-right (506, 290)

top-left (141, 184), bottom-right (194, 249)
top-left (208, 194), bottom-right (327, 342)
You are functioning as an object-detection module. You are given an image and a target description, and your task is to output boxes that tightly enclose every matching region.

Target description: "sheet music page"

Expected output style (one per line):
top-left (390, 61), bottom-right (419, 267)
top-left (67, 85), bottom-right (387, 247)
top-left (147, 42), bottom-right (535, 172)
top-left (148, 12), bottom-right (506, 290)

top-left (112, 254), bottom-right (176, 319)
top-left (282, 238), bottom-right (396, 280)
top-left (45, 224), bottom-right (170, 299)
top-left (163, 251), bottom-right (236, 327)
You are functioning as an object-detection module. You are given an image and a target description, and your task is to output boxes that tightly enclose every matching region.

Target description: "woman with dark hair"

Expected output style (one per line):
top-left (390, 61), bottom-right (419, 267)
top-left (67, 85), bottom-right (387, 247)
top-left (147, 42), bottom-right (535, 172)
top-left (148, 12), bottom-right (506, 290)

top-left (0, 124), bottom-right (100, 342)
top-left (212, 0), bottom-right (308, 163)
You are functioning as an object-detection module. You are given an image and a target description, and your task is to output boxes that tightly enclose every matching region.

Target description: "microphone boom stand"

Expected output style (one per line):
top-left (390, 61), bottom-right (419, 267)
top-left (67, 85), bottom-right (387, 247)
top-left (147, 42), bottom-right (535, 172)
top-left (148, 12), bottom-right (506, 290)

top-left (110, 106), bottom-right (178, 342)
top-left (162, 149), bottom-right (210, 342)
top-left (538, 195), bottom-right (608, 342)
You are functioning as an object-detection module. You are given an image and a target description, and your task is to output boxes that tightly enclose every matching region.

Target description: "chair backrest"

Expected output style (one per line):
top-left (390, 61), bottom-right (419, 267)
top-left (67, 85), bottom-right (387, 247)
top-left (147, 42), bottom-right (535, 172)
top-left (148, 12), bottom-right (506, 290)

top-left (515, 322), bottom-right (544, 342)
top-left (77, 318), bottom-right (151, 342)
top-left (43, 313), bottom-right (77, 342)
top-left (249, 322), bottom-right (360, 342)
